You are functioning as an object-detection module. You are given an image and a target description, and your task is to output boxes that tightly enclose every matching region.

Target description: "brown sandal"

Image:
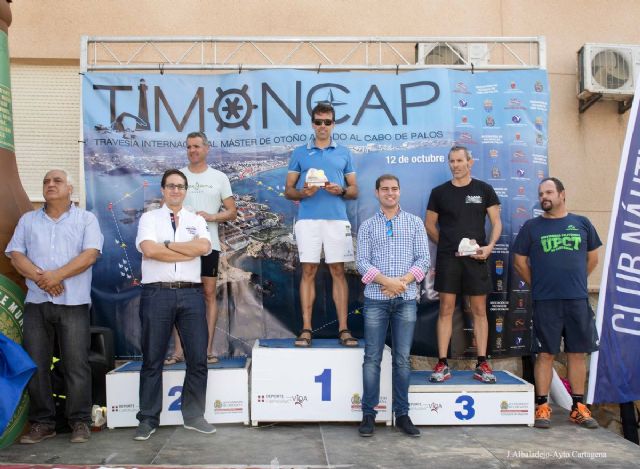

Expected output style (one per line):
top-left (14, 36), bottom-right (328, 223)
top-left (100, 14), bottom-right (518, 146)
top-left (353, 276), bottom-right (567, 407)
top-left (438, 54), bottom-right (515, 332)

top-left (294, 329), bottom-right (313, 347)
top-left (338, 329), bottom-right (358, 347)
top-left (207, 354), bottom-right (219, 364)
top-left (164, 354), bottom-right (184, 366)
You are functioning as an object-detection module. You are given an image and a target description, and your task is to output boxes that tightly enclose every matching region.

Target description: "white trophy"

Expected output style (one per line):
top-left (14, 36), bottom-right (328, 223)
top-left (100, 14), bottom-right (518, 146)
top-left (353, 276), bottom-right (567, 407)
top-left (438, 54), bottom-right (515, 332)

top-left (456, 237), bottom-right (481, 256)
top-left (305, 168), bottom-right (329, 187)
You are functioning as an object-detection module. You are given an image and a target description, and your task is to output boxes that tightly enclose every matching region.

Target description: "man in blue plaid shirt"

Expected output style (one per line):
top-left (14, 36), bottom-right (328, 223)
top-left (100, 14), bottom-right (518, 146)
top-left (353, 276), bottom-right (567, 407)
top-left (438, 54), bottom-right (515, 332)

top-left (356, 174), bottom-right (430, 437)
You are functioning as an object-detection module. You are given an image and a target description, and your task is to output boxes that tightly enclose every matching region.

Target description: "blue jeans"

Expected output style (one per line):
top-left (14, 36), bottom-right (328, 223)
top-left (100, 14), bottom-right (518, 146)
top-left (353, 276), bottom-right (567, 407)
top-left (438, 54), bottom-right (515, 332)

top-left (23, 302), bottom-right (92, 426)
top-left (362, 297), bottom-right (416, 418)
top-left (137, 285), bottom-right (208, 427)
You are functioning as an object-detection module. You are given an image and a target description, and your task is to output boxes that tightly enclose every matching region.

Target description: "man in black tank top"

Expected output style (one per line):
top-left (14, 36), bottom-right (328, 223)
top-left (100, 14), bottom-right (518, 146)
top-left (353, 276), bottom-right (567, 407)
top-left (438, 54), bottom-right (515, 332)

top-left (425, 146), bottom-right (502, 383)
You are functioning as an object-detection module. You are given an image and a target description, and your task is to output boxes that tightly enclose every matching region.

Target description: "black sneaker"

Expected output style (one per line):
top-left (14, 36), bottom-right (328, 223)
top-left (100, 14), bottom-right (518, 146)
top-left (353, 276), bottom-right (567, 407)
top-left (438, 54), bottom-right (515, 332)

top-left (358, 414), bottom-right (375, 437)
top-left (133, 421), bottom-right (157, 441)
top-left (395, 415), bottom-right (421, 437)
top-left (184, 417), bottom-right (216, 434)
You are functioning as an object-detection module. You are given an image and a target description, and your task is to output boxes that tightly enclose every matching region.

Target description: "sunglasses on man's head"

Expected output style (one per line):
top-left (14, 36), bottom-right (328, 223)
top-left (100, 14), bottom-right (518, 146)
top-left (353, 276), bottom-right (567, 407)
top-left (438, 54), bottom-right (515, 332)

top-left (386, 220), bottom-right (393, 237)
top-left (313, 119), bottom-right (334, 126)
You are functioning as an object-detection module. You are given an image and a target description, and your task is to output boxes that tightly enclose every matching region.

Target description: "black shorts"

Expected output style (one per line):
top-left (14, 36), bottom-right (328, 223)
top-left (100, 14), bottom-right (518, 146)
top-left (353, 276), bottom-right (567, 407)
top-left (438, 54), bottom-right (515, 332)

top-left (434, 254), bottom-right (492, 295)
top-left (201, 250), bottom-right (220, 278)
top-left (531, 299), bottom-right (599, 354)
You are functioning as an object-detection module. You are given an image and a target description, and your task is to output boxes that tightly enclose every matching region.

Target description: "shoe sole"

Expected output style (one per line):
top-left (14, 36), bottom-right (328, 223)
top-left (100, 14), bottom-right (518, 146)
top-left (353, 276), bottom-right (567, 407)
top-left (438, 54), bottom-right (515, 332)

top-left (534, 421), bottom-right (550, 429)
top-left (20, 432), bottom-right (56, 444)
top-left (396, 428), bottom-right (421, 437)
top-left (473, 374), bottom-right (496, 383)
top-left (571, 419), bottom-right (598, 429)
top-left (358, 431), bottom-right (374, 437)
top-left (70, 436), bottom-right (90, 443)
top-left (183, 424), bottom-right (216, 434)
top-left (133, 428), bottom-right (156, 441)
top-left (429, 374), bottom-right (451, 383)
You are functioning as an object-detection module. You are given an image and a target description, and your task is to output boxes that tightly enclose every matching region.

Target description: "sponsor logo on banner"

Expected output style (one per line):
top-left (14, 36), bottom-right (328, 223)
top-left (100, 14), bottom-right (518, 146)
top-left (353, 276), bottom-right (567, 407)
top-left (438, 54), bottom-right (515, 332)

top-left (507, 81), bottom-right (523, 93)
top-left (457, 131), bottom-right (475, 144)
top-left (491, 167), bottom-right (501, 179)
top-left (534, 81), bottom-right (544, 92)
top-left (489, 149), bottom-right (498, 158)
top-left (428, 402), bottom-right (443, 413)
top-left (536, 169), bottom-right (545, 179)
top-left (292, 394), bottom-right (308, 407)
top-left (536, 133), bottom-right (544, 146)
top-left (213, 399), bottom-right (244, 414)
top-left (535, 116), bottom-right (544, 130)
top-left (485, 116), bottom-right (495, 127)
top-left (483, 99), bottom-right (493, 112)
top-left (111, 403), bottom-right (137, 413)
top-left (458, 98), bottom-right (468, 107)
top-left (496, 279), bottom-right (503, 291)
top-left (514, 205), bottom-right (528, 218)
top-left (495, 260), bottom-right (504, 275)
top-left (496, 316), bottom-right (504, 333)
top-left (500, 400), bottom-right (530, 415)
top-left (257, 394), bottom-right (290, 405)
top-left (495, 336), bottom-right (503, 349)
top-left (455, 82), bottom-right (470, 94)
top-left (512, 317), bottom-right (528, 331)
top-left (352, 393), bottom-right (387, 412)
top-left (511, 115), bottom-right (522, 124)
top-left (409, 401), bottom-right (442, 413)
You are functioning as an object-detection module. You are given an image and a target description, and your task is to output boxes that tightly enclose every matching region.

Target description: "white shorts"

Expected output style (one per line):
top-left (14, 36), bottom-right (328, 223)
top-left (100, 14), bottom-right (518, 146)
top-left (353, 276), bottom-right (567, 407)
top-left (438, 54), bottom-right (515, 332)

top-left (294, 219), bottom-right (354, 264)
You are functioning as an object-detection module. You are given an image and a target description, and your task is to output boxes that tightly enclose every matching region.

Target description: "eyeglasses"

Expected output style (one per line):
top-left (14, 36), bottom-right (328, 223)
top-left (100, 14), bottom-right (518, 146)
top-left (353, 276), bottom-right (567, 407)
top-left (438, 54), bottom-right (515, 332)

top-left (313, 119), bottom-right (334, 126)
top-left (164, 183), bottom-right (187, 191)
top-left (386, 220), bottom-right (393, 237)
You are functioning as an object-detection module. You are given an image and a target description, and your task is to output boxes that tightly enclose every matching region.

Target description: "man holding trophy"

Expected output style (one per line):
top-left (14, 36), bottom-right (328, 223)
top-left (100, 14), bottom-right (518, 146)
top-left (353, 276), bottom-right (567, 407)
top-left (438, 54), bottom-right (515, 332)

top-left (425, 145), bottom-right (502, 383)
top-left (285, 103), bottom-right (359, 348)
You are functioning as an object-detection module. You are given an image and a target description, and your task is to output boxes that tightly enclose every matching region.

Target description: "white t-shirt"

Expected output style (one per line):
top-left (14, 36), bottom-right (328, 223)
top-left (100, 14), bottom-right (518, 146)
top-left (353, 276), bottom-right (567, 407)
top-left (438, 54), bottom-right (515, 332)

top-left (136, 204), bottom-right (212, 283)
top-left (181, 166), bottom-right (233, 252)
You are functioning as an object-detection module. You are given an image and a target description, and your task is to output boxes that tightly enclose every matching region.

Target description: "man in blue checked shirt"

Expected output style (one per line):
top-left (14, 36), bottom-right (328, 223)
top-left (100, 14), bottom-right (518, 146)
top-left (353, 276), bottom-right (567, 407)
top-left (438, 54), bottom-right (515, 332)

top-left (6, 169), bottom-right (103, 444)
top-left (356, 174), bottom-right (430, 437)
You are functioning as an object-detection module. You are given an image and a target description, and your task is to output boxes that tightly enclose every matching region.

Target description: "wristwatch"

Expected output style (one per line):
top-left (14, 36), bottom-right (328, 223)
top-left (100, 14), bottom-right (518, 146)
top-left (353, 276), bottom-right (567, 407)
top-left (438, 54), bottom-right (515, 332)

top-left (164, 240), bottom-right (170, 249)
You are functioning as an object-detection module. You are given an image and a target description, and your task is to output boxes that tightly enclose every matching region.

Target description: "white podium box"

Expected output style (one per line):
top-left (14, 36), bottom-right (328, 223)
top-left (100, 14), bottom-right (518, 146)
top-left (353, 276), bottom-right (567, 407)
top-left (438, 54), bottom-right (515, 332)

top-left (408, 370), bottom-right (534, 426)
top-left (251, 338), bottom-right (392, 426)
top-left (106, 357), bottom-right (250, 428)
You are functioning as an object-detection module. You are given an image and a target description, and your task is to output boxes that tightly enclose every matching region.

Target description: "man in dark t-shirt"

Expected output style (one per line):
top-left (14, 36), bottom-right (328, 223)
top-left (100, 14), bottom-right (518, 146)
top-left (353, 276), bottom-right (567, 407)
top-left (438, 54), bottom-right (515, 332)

top-left (425, 146), bottom-right (502, 383)
top-left (513, 177), bottom-right (601, 430)
top-left (425, 145), bottom-right (502, 383)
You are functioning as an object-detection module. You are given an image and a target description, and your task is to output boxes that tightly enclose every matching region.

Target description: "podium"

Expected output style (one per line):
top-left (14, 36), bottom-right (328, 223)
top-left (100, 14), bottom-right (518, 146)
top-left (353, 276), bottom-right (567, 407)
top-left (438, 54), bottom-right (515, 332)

top-left (250, 338), bottom-right (392, 426)
top-left (408, 370), bottom-right (534, 426)
top-left (106, 357), bottom-right (250, 428)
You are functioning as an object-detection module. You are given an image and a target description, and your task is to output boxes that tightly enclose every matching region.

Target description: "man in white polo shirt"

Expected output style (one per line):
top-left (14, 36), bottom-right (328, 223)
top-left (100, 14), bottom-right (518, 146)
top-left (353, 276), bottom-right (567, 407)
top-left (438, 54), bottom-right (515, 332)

top-left (165, 131), bottom-right (237, 365)
top-left (133, 169), bottom-right (214, 441)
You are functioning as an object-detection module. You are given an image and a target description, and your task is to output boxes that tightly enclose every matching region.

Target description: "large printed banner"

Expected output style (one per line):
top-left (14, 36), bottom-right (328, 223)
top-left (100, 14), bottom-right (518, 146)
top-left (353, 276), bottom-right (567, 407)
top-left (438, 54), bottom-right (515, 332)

top-left (588, 77), bottom-right (640, 404)
top-left (82, 69), bottom-right (549, 359)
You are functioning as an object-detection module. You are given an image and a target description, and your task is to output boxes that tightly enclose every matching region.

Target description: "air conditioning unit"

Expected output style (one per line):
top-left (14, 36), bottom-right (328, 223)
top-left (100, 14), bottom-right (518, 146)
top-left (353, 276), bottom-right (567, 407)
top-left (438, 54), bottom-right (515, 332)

top-left (578, 43), bottom-right (640, 99)
top-left (415, 42), bottom-right (489, 66)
